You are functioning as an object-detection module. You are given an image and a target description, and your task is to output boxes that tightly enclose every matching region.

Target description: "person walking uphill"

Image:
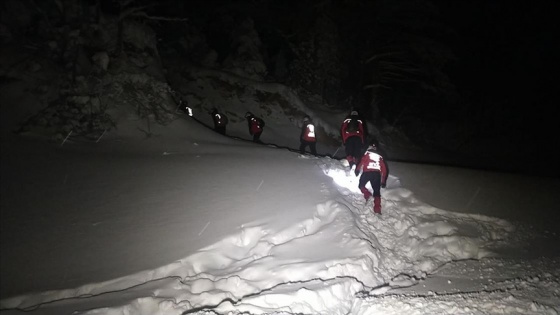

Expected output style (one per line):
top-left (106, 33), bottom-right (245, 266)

top-left (245, 112), bottom-right (265, 143)
top-left (354, 141), bottom-right (388, 215)
top-left (341, 110), bottom-right (365, 168)
top-left (299, 115), bottom-right (317, 155)
top-left (211, 108), bottom-right (228, 135)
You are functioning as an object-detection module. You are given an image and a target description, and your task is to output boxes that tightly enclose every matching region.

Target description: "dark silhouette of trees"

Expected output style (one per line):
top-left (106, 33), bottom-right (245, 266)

top-left (338, 0), bottom-right (458, 127)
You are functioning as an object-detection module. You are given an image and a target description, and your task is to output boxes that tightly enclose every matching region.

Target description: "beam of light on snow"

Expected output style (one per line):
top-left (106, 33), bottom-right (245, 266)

top-left (322, 167), bottom-right (363, 193)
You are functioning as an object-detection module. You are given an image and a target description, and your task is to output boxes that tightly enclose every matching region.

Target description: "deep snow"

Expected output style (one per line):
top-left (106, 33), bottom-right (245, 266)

top-left (1, 101), bottom-right (559, 315)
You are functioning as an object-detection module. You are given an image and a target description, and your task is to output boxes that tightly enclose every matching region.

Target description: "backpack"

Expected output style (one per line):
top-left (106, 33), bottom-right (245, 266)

top-left (346, 117), bottom-right (359, 133)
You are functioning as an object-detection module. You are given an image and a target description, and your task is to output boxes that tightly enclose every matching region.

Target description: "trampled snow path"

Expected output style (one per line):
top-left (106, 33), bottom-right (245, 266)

top-left (2, 156), bottom-right (544, 315)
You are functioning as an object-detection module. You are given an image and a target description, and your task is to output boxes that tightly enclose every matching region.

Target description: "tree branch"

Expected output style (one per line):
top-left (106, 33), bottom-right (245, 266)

top-left (129, 12), bottom-right (188, 22)
top-left (364, 84), bottom-right (391, 90)
top-left (119, 4), bottom-right (156, 20)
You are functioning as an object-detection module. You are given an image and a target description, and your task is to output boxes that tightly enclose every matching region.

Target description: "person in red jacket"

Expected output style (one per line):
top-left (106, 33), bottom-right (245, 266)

top-left (245, 112), bottom-right (265, 143)
top-left (354, 140), bottom-right (388, 214)
top-left (340, 110), bottom-right (365, 168)
top-left (299, 115), bottom-right (317, 155)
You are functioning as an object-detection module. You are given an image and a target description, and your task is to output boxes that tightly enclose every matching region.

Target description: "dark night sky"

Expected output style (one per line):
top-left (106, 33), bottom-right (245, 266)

top-left (436, 0), bottom-right (558, 113)
top-left (432, 1), bottom-right (559, 175)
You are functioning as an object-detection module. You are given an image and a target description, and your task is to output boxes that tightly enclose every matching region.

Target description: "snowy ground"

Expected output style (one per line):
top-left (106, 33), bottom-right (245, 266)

top-left (1, 110), bottom-right (559, 315)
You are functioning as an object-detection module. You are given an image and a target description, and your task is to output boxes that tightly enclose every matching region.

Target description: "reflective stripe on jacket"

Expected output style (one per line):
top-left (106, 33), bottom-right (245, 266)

top-left (249, 117), bottom-right (263, 134)
top-left (214, 113), bottom-right (227, 126)
top-left (301, 123), bottom-right (316, 142)
top-left (356, 150), bottom-right (388, 184)
top-left (341, 118), bottom-right (364, 143)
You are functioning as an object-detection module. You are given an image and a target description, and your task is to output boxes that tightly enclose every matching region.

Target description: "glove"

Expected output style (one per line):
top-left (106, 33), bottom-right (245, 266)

top-left (381, 183), bottom-right (386, 188)
top-left (354, 170), bottom-right (359, 177)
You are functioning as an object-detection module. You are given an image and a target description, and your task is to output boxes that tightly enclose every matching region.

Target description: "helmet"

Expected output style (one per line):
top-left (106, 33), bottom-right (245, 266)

top-left (245, 112), bottom-right (252, 118)
top-left (303, 115), bottom-right (310, 122)
top-left (350, 110), bottom-right (358, 116)
top-left (368, 143), bottom-right (377, 151)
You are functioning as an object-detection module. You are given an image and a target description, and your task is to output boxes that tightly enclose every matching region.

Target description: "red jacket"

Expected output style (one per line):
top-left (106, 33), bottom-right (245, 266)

top-left (341, 117), bottom-right (364, 144)
top-left (301, 122), bottom-right (316, 142)
top-left (356, 150), bottom-right (388, 185)
top-left (248, 117), bottom-right (264, 135)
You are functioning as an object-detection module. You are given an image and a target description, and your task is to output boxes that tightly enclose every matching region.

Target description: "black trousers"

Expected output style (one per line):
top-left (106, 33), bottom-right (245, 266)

top-left (345, 136), bottom-right (363, 163)
top-left (252, 132), bottom-right (263, 143)
top-left (300, 140), bottom-right (317, 155)
top-left (359, 171), bottom-right (382, 197)
top-left (215, 126), bottom-right (226, 135)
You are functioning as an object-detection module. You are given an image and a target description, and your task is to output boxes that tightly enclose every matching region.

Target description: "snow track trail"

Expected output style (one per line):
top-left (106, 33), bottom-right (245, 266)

top-left (1, 155), bottom-right (558, 315)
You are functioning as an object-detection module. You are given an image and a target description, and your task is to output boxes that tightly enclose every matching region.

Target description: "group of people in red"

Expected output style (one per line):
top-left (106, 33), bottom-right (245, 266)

top-left (212, 109), bottom-right (313, 150)
top-left (209, 108), bottom-right (265, 143)
top-left (341, 110), bottom-right (388, 215)
top-left (297, 110), bottom-right (388, 214)
top-left (210, 107), bottom-right (387, 214)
